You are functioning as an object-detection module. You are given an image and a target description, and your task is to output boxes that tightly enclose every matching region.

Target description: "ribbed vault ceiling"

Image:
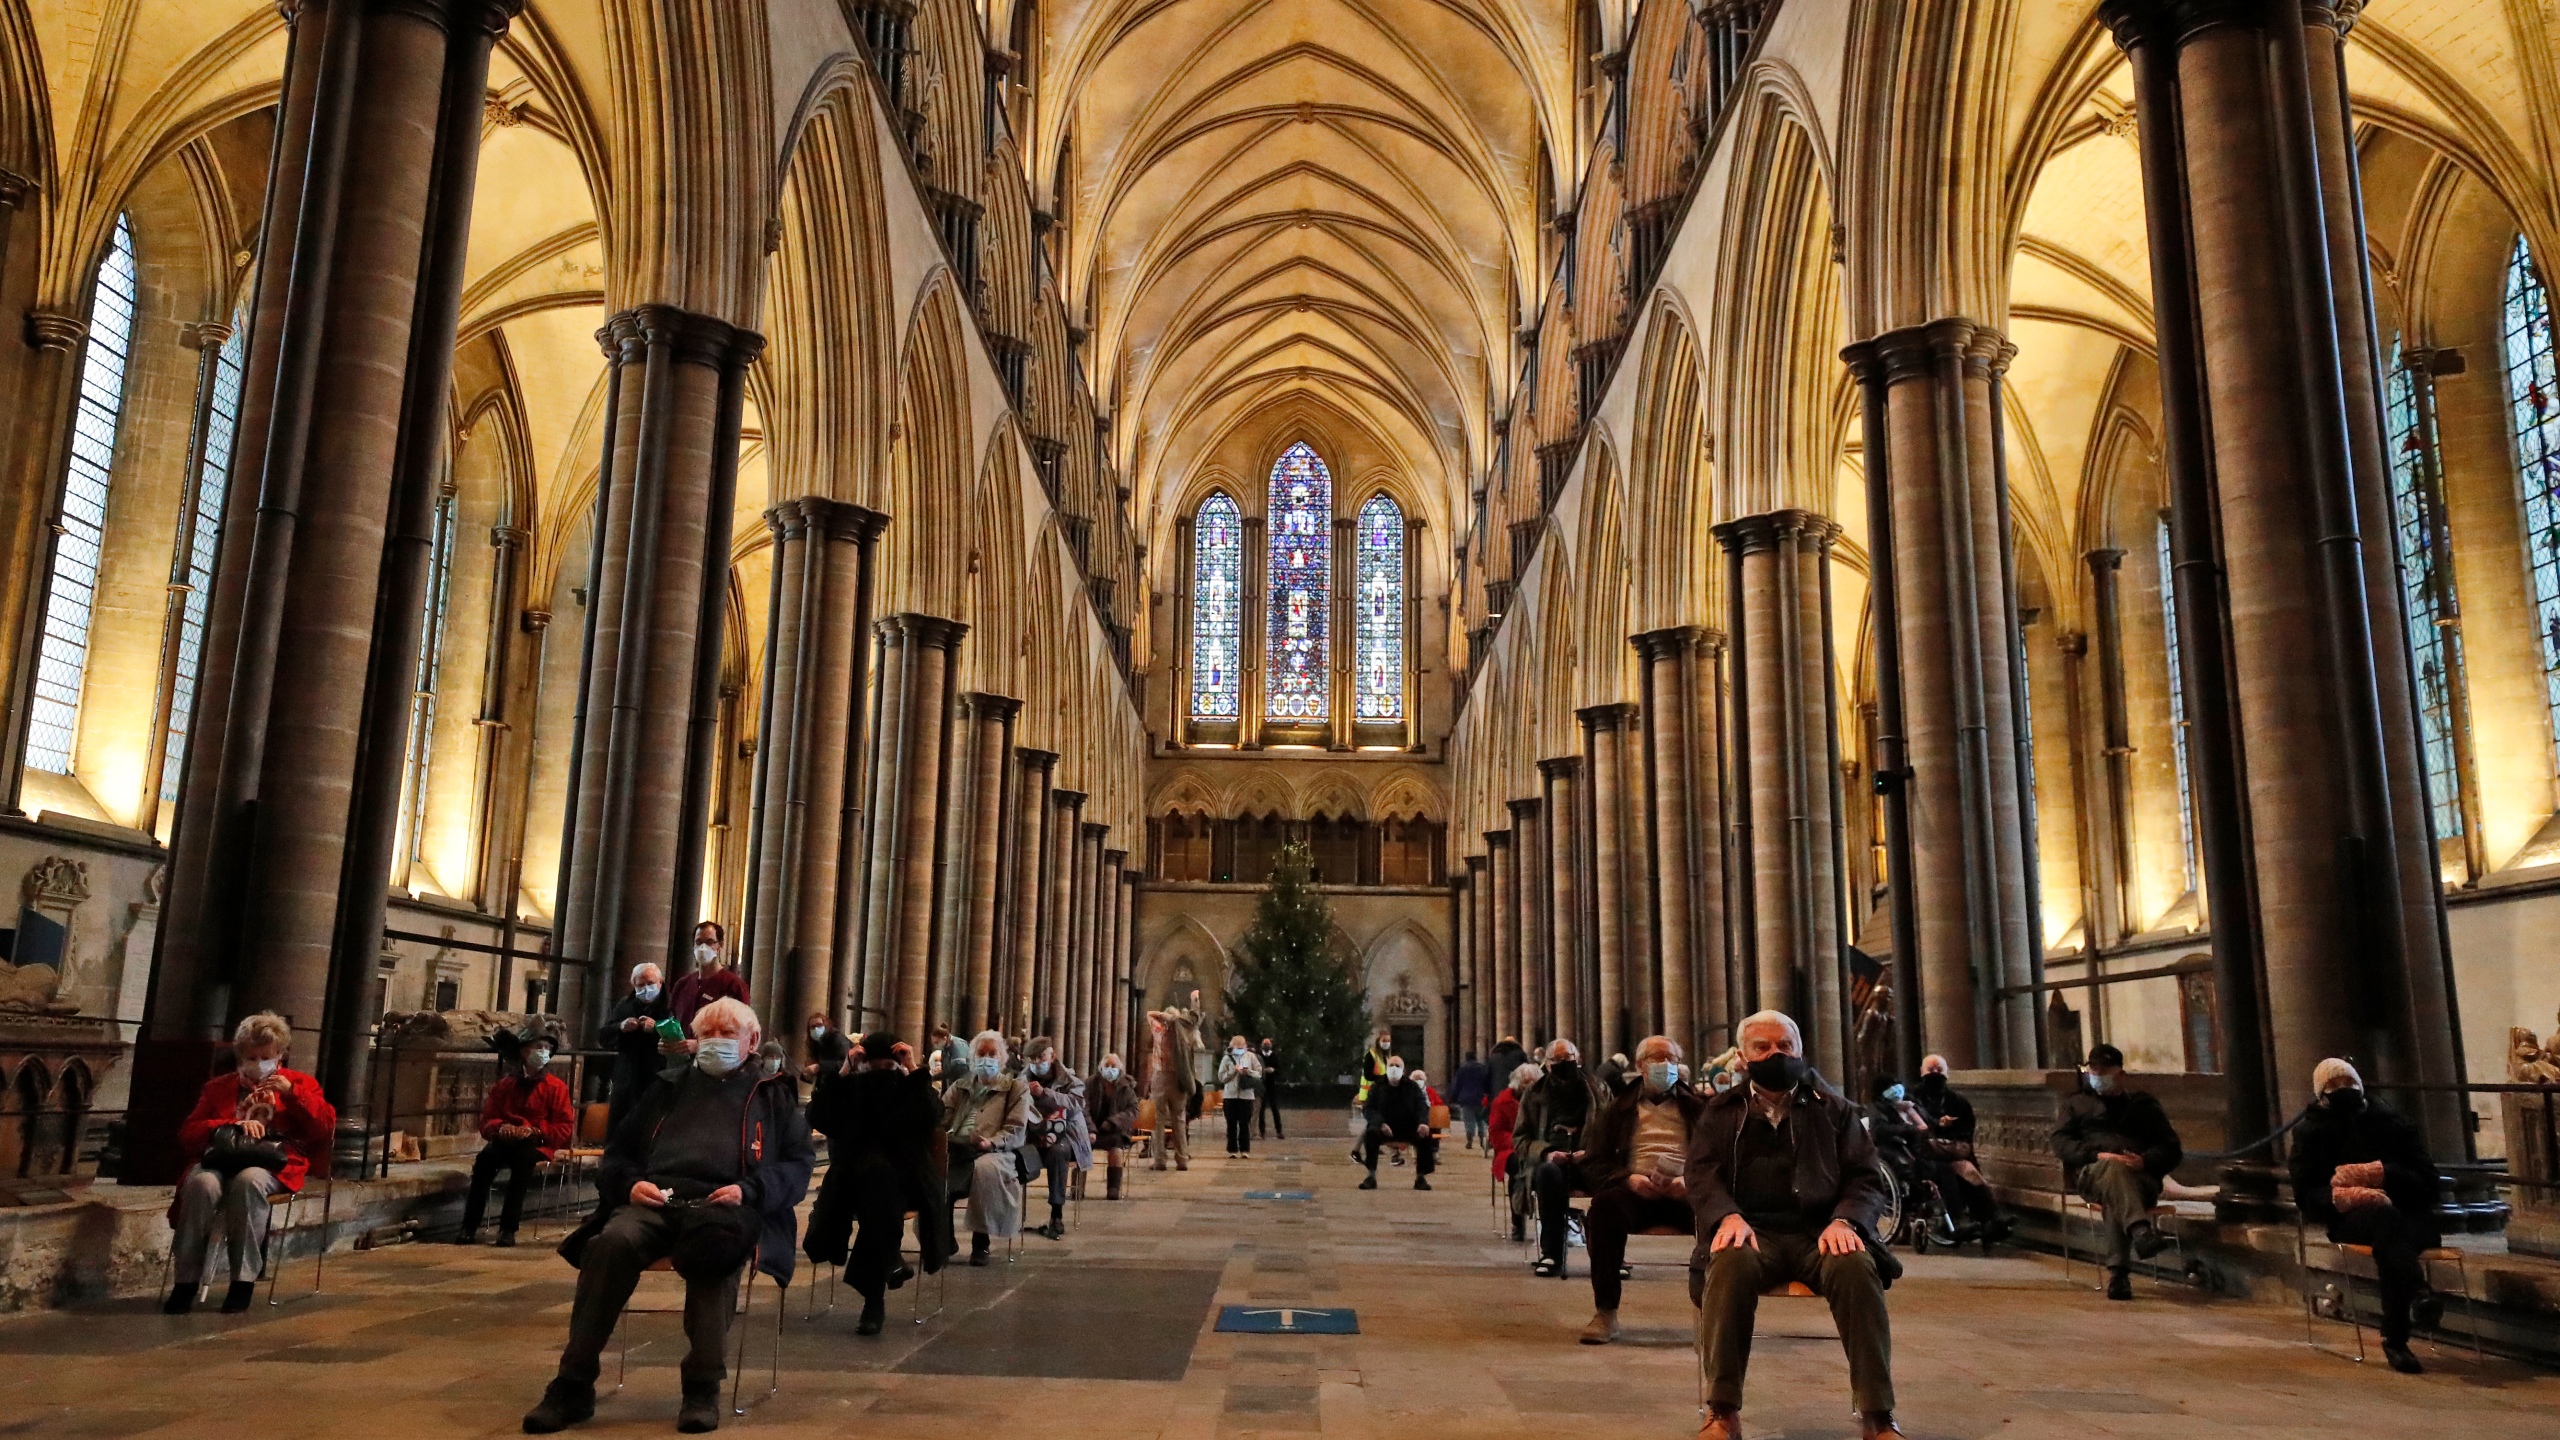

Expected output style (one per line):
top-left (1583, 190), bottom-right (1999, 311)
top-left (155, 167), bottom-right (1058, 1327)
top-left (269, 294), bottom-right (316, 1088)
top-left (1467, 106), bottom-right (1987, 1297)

top-left (1040, 0), bottom-right (1567, 536)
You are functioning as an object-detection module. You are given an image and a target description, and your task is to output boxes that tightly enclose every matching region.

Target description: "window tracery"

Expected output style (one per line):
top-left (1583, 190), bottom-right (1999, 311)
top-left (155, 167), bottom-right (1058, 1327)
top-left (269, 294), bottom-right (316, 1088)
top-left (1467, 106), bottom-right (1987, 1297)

top-left (2387, 340), bottom-right (2465, 837)
top-left (1190, 491), bottom-right (1243, 720)
top-left (2504, 237), bottom-right (2560, 772)
top-left (1265, 442), bottom-right (1332, 722)
top-left (1355, 492), bottom-right (1405, 722)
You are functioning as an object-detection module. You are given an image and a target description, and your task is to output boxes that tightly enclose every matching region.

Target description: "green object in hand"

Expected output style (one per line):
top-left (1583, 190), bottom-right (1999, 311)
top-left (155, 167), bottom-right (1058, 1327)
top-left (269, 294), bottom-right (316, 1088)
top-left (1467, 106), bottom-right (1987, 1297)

top-left (655, 1017), bottom-right (684, 1042)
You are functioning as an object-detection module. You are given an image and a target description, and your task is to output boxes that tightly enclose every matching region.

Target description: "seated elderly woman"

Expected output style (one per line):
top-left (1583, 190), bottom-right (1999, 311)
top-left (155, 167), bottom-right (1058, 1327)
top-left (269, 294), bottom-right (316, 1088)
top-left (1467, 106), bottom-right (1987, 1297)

top-left (1020, 1036), bottom-right (1088, 1239)
top-left (166, 1012), bottom-right (338, 1314)
top-left (523, 997), bottom-right (813, 1435)
top-left (1088, 1052), bottom-right (1142, 1199)
top-left (941, 1030), bottom-right (1031, 1265)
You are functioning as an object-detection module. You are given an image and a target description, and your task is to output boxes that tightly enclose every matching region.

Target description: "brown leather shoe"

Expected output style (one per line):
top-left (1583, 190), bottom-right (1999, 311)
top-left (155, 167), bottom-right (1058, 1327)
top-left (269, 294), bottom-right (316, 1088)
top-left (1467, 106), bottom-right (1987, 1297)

top-left (1858, 1413), bottom-right (1904, 1439)
top-left (1576, 1309), bottom-right (1619, 1344)
top-left (1696, 1404), bottom-right (1742, 1440)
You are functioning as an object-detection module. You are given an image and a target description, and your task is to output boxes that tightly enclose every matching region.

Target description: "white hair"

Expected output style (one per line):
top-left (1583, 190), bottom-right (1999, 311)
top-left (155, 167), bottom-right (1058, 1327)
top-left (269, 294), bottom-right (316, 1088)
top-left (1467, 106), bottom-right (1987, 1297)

top-left (1634, 1035), bottom-right (1683, 1063)
top-left (232, 1012), bottom-right (291, 1054)
top-left (1737, 1010), bottom-right (1802, 1053)
top-left (1511, 1063), bottom-right (1542, 1089)
top-left (1545, 1038), bottom-right (1580, 1063)
top-left (630, 962), bottom-right (662, 985)
top-left (971, 1029), bottom-right (1008, 1058)
top-left (691, 997), bottom-right (761, 1047)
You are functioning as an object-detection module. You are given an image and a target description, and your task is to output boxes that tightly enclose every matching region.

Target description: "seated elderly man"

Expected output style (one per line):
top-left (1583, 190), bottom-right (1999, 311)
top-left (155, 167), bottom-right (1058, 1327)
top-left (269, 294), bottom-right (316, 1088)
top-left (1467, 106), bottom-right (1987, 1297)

top-left (942, 1030), bottom-right (1031, 1264)
top-left (1567, 1036), bottom-right (1706, 1344)
top-left (1357, 1055), bottom-right (1438, 1189)
top-left (2289, 1057), bottom-right (2446, 1373)
top-left (523, 998), bottom-right (813, 1435)
top-left (1689, 1010), bottom-right (1901, 1440)
top-left (2052, 1042), bottom-right (2182, 1301)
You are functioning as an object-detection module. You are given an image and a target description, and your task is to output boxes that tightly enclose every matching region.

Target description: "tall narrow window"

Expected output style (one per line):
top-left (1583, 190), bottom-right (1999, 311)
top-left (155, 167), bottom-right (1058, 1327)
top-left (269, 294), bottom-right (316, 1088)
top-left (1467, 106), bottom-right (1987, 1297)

top-left (2155, 514), bottom-right (2198, 892)
top-left (1354, 492), bottom-right (1405, 722)
top-left (401, 485), bottom-right (460, 868)
top-left (27, 215), bottom-right (139, 775)
top-left (159, 324), bottom-right (249, 807)
top-left (1190, 491), bottom-right (1243, 720)
top-left (2503, 236), bottom-right (2560, 769)
top-left (1265, 441), bottom-right (1332, 722)
top-left (2387, 341), bottom-right (2466, 837)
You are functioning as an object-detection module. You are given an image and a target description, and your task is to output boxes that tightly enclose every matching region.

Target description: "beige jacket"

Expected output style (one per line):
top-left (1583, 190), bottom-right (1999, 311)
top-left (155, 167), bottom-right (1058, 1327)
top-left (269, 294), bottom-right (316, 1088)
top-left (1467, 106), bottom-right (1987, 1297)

top-left (942, 1074), bottom-right (1030, 1151)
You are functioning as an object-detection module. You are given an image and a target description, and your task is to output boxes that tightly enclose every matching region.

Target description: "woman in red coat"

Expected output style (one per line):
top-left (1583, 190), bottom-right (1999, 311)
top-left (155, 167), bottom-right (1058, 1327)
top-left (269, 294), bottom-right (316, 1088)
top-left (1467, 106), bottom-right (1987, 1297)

top-left (457, 1031), bottom-right (576, 1245)
top-left (1489, 1062), bottom-right (1534, 1242)
top-left (167, 1012), bottom-right (337, 1314)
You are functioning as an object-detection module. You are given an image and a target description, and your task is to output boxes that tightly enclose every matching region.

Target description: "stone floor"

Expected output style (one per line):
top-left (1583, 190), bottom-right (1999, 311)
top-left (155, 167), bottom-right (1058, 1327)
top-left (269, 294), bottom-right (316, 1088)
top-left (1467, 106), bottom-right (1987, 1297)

top-left (3, 1111), bottom-right (2554, 1439)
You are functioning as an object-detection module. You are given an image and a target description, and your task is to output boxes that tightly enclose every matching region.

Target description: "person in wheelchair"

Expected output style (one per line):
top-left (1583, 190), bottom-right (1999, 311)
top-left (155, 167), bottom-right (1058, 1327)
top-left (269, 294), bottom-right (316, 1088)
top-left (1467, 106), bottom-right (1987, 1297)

top-left (1565, 1035), bottom-right (1706, 1345)
top-left (524, 998), bottom-right (814, 1435)
top-left (1915, 1055), bottom-right (2011, 1246)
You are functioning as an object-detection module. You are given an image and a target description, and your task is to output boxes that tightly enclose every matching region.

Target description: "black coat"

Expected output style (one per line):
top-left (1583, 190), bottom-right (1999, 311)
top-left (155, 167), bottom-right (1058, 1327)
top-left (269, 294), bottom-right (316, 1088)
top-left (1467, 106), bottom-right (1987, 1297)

top-left (1364, 1076), bottom-right (1433, 1132)
top-left (598, 990), bottom-right (673, 1124)
top-left (1685, 1077), bottom-right (1894, 1269)
top-left (803, 1066), bottom-right (954, 1270)
top-left (2053, 1083), bottom-right (2183, 1178)
top-left (1915, 1080), bottom-right (1977, 1146)
top-left (1576, 1082), bottom-right (1707, 1191)
top-left (2288, 1097), bottom-right (2440, 1242)
top-left (562, 1061), bottom-right (815, 1285)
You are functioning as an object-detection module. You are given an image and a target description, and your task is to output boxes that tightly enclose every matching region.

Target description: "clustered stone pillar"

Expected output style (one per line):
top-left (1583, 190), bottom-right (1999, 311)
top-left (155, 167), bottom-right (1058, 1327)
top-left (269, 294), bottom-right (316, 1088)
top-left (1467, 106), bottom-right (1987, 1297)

top-left (741, 497), bottom-right (883, 1064)
top-left (1508, 797), bottom-right (1546, 1042)
top-left (1853, 319), bottom-right (2039, 1071)
top-left (1114, 869), bottom-right (1139, 1063)
top-left (1004, 748), bottom-right (1057, 1035)
top-left (1451, 869), bottom-right (1475, 1061)
top-left (1631, 626), bottom-right (1729, 1057)
top-left (1538, 758), bottom-right (1583, 1044)
top-left (1466, 854), bottom-right (1492, 1053)
top-left (1041, 788), bottom-right (1085, 1035)
top-left (2099, 0), bottom-right (2460, 1153)
top-left (1486, 829), bottom-right (1517, 1047)
top-left (857, 614), bottom-right (964, 1042)
top-left (1070, 820), bottom-right (1104, 1066)
top-left (143, 0), bottom-right (533, 1151)
top-left (1717, 511), bottom-right (1850, 1077)
top-left (1581, 703), bottom-right (1637, 1056)
top-left (1100, 848), bottom-right (1128, 1063)
top-left (954, 693), bottom-right (1020, 1036)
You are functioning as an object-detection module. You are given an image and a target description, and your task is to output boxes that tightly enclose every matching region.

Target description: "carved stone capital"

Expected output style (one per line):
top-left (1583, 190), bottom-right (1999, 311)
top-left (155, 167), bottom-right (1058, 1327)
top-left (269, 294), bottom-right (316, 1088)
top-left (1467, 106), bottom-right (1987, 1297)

top-left (1577, 701), bottom-right (1640, 733)
top-left (24, 311), bottom-right (86, 353)
top-left (1016, 746), bottom-right (1060, 772)
top-left (967, 691), bottom-right (1024, 723)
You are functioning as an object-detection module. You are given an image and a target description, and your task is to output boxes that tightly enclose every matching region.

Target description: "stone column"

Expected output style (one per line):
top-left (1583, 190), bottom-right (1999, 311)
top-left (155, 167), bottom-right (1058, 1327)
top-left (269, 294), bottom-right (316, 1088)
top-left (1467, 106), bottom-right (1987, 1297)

top-left (1486, 829), bottom-right (1517, 1047)
top-left (1466, 854), bottom-right (1492, 1054)
top-left (956, 693), bottom-right (1020, 1035)
top-left (1632, 626), bottom-right (1729, 1056)
top-left (1538, 758), bottom-right (1583, 1045)
top-left (2098, 0), bottom-right (2453, 1143)
top-left (1041, 789), bottom-right (1085, 1035)
top-left (1113, 869), bottom-right (1139, 1063)
top-left (1508, 797), bottom-right (1546, 1042)
top-left (1332, 512), bottom-right (1356, 749)
top-left (1240, 515), bottom-right (1267, 745)
top-left (862, 614), bottom-right (964, 1042)
top-left (1451, 870), bottom-right (1474, 1060)
top-left (1716, 512), bottom-right (1849, 1076)
top-left (1005, 748), bottom-right (1057, 1035)
top-left (1101, 848), bottom-right (1128, 1063)
top-left (1581, 703), bottom-right (1636, 1056)
top-left (1069, 820), bottom-right (1104, 1066)
top-left (742, 498), bottom-right (882, 1060)
top-left (1862, 322), bottom-right (2038, 1069)
top-left (2084, 548), bottom-right (2139, 943)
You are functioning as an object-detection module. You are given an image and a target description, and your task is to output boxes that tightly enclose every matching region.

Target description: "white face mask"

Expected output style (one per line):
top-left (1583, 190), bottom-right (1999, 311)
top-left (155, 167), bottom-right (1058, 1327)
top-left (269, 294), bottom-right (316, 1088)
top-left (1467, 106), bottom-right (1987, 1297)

top-left (693, 943), bottom-right (720, 969)
top-left (695, 1037), bottom-right (744, 1075)
top-left (634, 983), bottom-right (661, 1002)
top-left (1100, 1065), bottom-right (1120, 1080)
top-left (810, 1026), bottom-right (827, 1042)
top-left (242, 1056), bottom-right (280, 1081)
top-left (527, 1049), bottom-right (553, 1072)
top-left (1385, 1065), bottom-right (1405, 1084)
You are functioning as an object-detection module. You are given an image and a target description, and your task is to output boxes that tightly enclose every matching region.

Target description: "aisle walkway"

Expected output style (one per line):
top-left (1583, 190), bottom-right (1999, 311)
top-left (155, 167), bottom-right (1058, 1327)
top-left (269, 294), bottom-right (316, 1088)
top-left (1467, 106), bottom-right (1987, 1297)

top-left (4, 1114), bottom-right (2552, 1438)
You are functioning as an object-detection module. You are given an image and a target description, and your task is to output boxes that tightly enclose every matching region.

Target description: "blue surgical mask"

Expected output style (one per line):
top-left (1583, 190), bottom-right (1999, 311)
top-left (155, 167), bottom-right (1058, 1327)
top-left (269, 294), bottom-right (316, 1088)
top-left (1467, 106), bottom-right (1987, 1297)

top-left (1643, 1061), bottom-right (1675, 1092)
top-left (695, 1038), bottom-right (743, 1075)
top-left (527, 1049), bottom-right (553, 1072)
top-left (634, 984), bottom-right (661, 1002)
top-left (2087, 1070), bottom-right (2119, 1094)
top-left (1231, 1047), bottom-right (1247, 1059)
top-left (1882, 1083), bottom-right (1905, 1102)
top-left (1030, 1060), bottom-right (1051, 1076)
top-left (973, 1056), bottom-right (1002, 1079)
top-left (1101, 1066), bottom-right (1121, 1080)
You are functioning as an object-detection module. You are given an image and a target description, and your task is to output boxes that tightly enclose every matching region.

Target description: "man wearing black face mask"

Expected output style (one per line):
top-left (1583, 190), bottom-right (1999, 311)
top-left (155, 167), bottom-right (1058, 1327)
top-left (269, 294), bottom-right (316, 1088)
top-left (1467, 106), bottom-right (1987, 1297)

top-left (2052, 1043), bottom-right (2182, 1300)
top-left (1686, 1010), bottom-right (1901, 1440)
top-left (1521, 1039), bottom-right (1609, 1278)
top-left (2289, 1057), bottom-right (2445, 1373)
top-left (1914, 1055), bottom-right (2010, 1247)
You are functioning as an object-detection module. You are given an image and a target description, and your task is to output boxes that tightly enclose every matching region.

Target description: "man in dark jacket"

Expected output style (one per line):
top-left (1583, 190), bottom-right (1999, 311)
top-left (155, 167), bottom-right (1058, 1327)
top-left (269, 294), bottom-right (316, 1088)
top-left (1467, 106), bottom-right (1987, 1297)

top-left (2290, 1057), bottom-right (2444, 1373)
top-left (1915, 1054), bottom-right (2010, 1244)
top-left (1255, 1038), bottom-right (1287, 1139)
top-left (1357, 1056), bottom-right (1437, 1189)
top-left (524, 998), bottom-right (814, 1435)
top-left (1522, 1039), bottom-right (1609, 1277)
top-left (2052, 1042), bottom-right (2182, 1301)
top-left (597, 963), bottom-right (672, 1134)
top-left (1687, 1010), bottom-right (1900, 1440)
top-left (804, 1032), bottom-right (948, 1336)
top-left (1489, 1034), bottom-right (1528, 1095)
top-left (1449, 1050), bottom-right (1492, 1151)
top-left (1569, 1036), bottom-right (1706, 1344)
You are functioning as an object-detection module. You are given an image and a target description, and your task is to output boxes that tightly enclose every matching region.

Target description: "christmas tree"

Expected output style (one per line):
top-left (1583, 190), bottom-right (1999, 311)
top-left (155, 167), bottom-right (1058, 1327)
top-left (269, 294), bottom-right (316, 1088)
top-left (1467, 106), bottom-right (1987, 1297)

top-left (1226, 841), bottom-right (1370, 1103)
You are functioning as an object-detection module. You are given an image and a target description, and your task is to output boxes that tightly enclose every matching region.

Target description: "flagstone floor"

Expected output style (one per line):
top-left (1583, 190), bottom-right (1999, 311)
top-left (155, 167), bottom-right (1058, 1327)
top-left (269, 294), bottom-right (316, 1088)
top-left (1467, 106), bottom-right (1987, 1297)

top-left (3, 1108), bottom-right (2553, 1439)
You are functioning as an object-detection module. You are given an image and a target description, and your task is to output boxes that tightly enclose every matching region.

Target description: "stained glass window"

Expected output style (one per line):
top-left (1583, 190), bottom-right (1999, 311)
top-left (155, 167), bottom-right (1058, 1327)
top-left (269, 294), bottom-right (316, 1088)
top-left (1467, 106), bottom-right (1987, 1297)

top-left (1355, 492), bottom-right (1404, 722)
top-left (2503, 236), bottom-right (2560, 771)
top-left (2156, 515), bottom-right (2198, 893)
top-left (27, 215), bottom-right (139, 775)
top-left (1265, 441), bottom-right (1332, 722)
top-left (2387, 340), bottom-right (2465, 837)
top-left (159, 322), bottom-right (249, 807)
top-left (1190, 491), bottom-right (1243, 719)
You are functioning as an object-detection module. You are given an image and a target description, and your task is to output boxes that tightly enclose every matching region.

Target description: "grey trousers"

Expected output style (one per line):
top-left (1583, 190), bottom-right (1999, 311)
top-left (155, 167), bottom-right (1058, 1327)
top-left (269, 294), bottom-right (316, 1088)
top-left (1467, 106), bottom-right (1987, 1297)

top-left (173, 1165), bottom-right (286, 1285)
top-left (2074, 1159), bottom-right (2162, 1267)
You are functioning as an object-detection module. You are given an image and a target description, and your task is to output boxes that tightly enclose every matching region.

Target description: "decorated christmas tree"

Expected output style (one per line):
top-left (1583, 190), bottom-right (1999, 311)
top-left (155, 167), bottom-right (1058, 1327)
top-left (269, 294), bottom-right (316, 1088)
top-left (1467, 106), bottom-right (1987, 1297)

top-left (1226, 841), bottom-right (1370, 1102)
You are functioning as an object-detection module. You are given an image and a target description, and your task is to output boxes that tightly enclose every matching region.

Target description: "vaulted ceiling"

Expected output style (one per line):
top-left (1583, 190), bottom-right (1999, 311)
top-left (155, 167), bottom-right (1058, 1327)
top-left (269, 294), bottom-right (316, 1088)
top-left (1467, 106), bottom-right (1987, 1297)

top-left (1032, 0), bottom-right (1575, 541)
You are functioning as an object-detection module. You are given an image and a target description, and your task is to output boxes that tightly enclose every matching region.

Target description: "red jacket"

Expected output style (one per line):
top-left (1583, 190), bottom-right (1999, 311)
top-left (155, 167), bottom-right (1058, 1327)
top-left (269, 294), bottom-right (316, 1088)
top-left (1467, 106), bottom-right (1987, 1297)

top-left (478, 1071), bottom-right (575, 1159)
top-left (1489, 1086), bottom-right (1522, 1181)
top-left (177, 1066), bottom-right (337, 1195)
top-left (672, 966), bottom-right (748, 1029)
